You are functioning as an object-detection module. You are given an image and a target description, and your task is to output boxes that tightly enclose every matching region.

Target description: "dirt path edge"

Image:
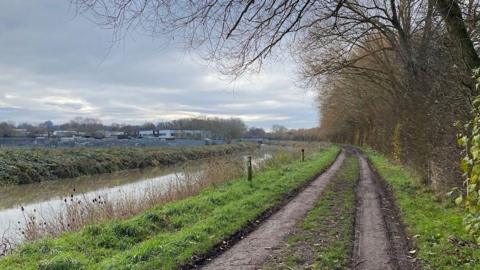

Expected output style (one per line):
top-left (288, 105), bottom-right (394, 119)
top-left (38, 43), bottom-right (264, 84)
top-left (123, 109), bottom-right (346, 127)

top-left (199, 150), bottom-right (346, 269)
top-left (182, 149), bottom-right (344, 269)
top-left (353, 149), bottom-right (421, 270)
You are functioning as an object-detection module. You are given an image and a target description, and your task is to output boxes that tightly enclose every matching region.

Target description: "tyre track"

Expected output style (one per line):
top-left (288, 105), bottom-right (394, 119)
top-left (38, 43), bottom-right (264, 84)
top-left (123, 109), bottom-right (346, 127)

top-left (353, 154), bottom-right (395, 270)
top-left (353, 151), bottom-right (419, 270)
top-left (200, 150), bottom-right (346, 270)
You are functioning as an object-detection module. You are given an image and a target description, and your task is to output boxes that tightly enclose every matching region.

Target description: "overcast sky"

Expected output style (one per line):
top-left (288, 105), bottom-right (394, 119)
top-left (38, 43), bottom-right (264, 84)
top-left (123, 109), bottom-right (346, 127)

top-left (0, 1), bottom-right (318, 130)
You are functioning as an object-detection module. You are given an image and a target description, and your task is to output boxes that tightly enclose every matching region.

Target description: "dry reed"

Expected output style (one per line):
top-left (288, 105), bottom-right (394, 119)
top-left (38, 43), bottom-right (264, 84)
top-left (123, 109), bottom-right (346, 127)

top-left (0, 144), bottom-right (315, 255)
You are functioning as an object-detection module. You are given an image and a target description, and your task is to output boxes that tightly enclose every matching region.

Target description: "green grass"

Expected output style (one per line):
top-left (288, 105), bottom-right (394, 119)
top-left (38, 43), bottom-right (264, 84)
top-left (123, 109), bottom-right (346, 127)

top-left (0, 146), bottom-right (340, 270)
top-left (365, 149), bottom-right (480, 270)
top-left (263, 154), bottom-right (358, 270)
top-left (0, 143), bottom-right (254, 185)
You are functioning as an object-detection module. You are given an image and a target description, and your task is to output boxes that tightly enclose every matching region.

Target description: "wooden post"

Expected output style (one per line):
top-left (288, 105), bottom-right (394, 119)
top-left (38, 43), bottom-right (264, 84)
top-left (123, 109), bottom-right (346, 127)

top-left (301, 149), bottom-right (305, 162)
top-left (247, 156), bottom-right (252, 181)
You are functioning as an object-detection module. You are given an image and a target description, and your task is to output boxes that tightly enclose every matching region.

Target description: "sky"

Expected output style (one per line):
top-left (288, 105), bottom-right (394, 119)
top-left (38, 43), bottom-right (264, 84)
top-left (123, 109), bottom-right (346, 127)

top-left (0, 1), bottom-right (319, 130)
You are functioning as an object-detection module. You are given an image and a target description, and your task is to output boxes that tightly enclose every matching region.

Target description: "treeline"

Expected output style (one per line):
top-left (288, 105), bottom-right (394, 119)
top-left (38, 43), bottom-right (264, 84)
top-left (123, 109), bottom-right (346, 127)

top-left (308, 2), bottom-right (479, 192)
top-left (2, 117), bottom-right (312, 141)
top-left (268, 128), bottom-right (322, 141)
top-left (243, 126), bottom-right (323, 141)
top-left (0, 116), bottom-right (248, 140)
top-left (155, 117), bottom-right (246, 139)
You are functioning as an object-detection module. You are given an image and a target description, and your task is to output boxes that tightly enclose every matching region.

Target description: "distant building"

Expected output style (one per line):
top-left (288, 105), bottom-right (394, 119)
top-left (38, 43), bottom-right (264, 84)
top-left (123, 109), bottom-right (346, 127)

top-left (104, 131), bottom-right (125, 138)
top-left (158, 130), bottom-right (176, 140)
top-left (35, 133), bottom-right (49, 138)
top-left (174, 129), bottom-right (211, 139)
top-left (112, 131), bottom-right (125, 137)
top-left (137, 129), bottom-right (210, 140)
top-left (52, 130), bottom-right (77, 137)
top-left (139, 130), bottom-right (156, 138)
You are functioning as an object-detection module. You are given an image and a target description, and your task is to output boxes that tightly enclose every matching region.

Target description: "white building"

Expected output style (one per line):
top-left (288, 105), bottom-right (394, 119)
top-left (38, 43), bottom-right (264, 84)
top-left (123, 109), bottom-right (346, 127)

top-left (138, 129), bottom-right (210, 140)
top-left (104, 131), bottom-right (125, 138)
top-left (175, 129), bottom-right (211, 139)
top-left (53, 130), bottom-right (77, 137)
top-left (139, 130), bottom-right (156, 138)
top-left (158, 130), bottom-right (176, 139)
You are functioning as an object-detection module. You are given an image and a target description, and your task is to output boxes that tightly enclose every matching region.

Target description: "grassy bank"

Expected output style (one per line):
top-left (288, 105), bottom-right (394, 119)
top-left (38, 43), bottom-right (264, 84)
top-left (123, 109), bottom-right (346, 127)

top-left (0, 146), bottom-right (340, 269)
top-left (0, 143), bottom-right (254, 185)
top-left (262, 154), bottom-right (358, 270)
top-left (9, 144), bottom-right (314, 244)
top-left (366, 149), bottom-right (480, 270)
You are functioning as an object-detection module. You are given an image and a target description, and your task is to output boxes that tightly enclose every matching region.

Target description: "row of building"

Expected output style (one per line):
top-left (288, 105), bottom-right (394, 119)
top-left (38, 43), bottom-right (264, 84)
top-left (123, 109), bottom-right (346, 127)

top-left (136, 129), bottom-right (211, 139)
top-left (11, 129), bottom-right (211, 140)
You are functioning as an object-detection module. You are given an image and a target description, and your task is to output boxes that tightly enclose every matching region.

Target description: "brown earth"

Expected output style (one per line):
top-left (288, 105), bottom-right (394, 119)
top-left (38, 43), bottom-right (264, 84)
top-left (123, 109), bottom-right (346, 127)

top-left (353, 151), bottom-right (420, 270)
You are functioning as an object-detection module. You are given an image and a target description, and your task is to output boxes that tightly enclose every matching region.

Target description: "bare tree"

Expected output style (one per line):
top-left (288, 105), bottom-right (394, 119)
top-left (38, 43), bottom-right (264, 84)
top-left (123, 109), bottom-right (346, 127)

top-left (73, 1), bottom-right (480, 78)
top-left (272, 124), bottom-right (288, 133)
top-left (73, 0), bottom-right (480, 190)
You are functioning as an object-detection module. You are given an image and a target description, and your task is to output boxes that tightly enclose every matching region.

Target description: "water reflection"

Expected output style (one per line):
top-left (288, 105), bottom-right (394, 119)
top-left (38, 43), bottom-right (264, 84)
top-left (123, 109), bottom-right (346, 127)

top-left (0, 166), bottom-right (176, 210)
top-left (0, 148), bottom-right (273, 244)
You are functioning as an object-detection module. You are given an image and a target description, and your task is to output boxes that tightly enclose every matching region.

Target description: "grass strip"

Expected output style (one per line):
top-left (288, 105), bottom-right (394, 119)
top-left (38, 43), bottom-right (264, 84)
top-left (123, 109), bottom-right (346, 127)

top-left (365, 149), bottom-right (480, 270)
top-left (262, 154), bottom-right (358, 270)
top-left (0, 143), bottom-right (254, 185)
top-left (0, 146), bottom-right (340, 270)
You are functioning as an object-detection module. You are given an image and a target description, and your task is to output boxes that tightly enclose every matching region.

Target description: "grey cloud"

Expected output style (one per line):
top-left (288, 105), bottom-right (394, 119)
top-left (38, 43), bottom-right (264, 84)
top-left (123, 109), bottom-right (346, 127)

top-left (0, 1), bottom-right (318, 129)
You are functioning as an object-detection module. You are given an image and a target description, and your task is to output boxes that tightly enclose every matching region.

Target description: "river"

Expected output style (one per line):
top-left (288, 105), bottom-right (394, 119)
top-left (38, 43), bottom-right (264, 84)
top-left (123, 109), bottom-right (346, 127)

top-left (0, 146), bottom-right (274, 246)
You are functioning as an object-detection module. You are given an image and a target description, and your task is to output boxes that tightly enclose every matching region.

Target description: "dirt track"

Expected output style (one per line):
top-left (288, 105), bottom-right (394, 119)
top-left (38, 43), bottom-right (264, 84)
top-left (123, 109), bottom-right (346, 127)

top-left (353, 154), bottom-right (395, 269)
top-left (199, 149), bottom-right (418, 270)
top-left (201, 151), bottom-right (346, 270)
top-left (353, 152), bottom-right (419, 270)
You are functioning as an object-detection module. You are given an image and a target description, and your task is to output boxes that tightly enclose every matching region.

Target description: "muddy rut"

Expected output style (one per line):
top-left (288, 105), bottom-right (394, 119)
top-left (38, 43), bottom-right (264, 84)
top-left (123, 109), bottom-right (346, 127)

top-left (353, 151), bottom-right (419, 270)
top-left (201, 151), bottom-right (346, 270)
top-left (197, 149), bottom-right (417, 270)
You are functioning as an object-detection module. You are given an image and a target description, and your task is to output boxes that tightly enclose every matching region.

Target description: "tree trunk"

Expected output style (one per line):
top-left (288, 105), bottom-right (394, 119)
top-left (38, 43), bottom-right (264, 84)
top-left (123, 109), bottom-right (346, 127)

top-left (436, 0), bottom-right (480, 70)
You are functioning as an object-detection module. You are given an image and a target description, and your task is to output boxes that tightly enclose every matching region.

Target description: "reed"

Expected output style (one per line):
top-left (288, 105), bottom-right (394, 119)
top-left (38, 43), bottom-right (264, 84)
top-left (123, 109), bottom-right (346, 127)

top-left (0, 228), bottom-right (13, 257)
top-left (0, 145), bottom-right (313, 255)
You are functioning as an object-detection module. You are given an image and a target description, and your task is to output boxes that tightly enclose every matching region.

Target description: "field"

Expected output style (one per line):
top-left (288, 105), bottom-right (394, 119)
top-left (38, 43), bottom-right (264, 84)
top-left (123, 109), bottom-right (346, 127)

top-left (0, 146), bottom-right (340, 269)
top-left (0, 143), bottom-right (254, 185)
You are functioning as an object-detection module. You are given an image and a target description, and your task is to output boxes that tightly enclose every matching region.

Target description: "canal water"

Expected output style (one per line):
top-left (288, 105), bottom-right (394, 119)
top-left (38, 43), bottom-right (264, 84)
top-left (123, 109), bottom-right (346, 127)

top-left (0, 147), bottom-right (274, 246)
